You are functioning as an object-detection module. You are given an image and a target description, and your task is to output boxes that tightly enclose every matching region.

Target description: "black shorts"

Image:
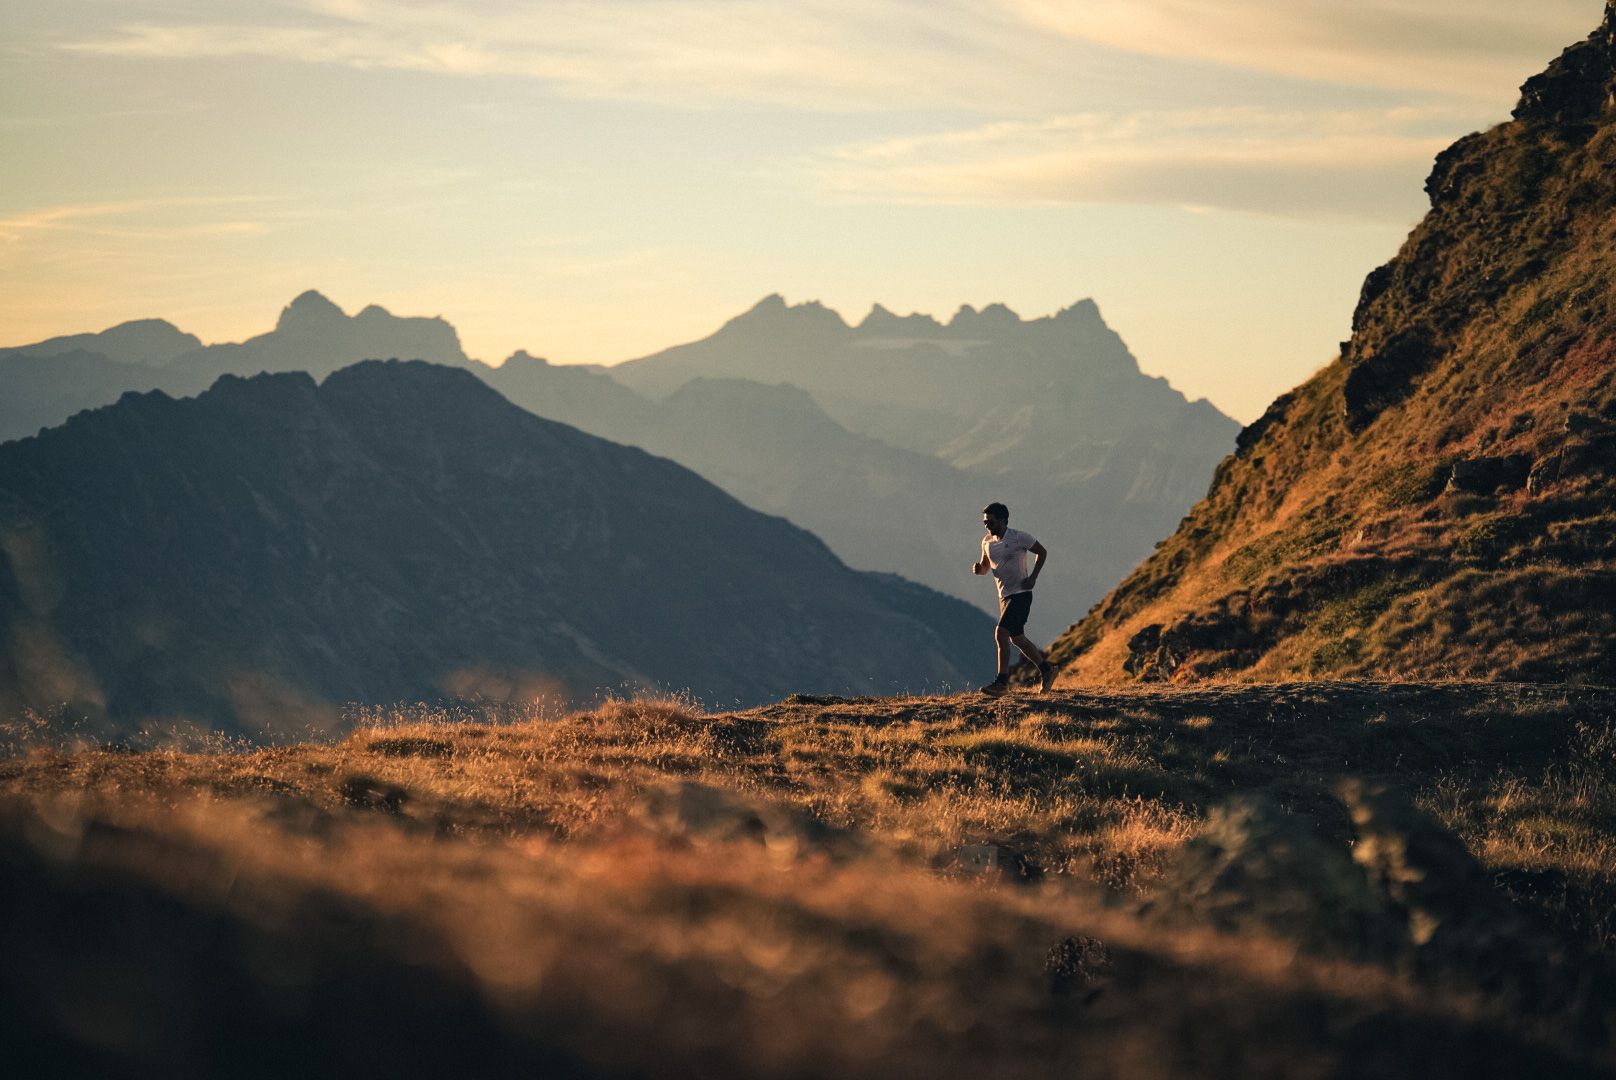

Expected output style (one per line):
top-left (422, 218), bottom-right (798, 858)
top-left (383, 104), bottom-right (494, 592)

top-left (997, 591), bottom-right (1033, 635)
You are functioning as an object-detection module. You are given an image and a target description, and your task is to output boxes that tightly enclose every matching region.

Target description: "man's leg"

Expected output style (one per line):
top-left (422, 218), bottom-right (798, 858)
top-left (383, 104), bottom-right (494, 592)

top-left (980, 624), bottom-right (1014, 695)
top-left (1010, 634), bottom-right (1044, 668)
top-left (1011, 633), bottom-right (1057, 692)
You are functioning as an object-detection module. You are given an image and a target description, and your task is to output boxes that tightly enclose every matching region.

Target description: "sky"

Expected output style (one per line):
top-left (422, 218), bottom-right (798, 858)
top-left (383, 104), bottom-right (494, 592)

top-left (0, 0), bottom-right (1605, 422)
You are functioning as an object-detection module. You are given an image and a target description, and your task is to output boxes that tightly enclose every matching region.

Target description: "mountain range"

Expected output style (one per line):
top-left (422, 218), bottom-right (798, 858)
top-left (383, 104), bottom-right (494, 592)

top-left (1046, 3), bottom-right (1616, 687)
top-left (0, 361), bottom-right (989, 734)
top-left (2, 293), bottom-right (1238, 641)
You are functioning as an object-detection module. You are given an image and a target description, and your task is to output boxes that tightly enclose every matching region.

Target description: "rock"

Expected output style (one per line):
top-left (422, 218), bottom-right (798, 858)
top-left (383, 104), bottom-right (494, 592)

top-left (1445, 455), bottom-right (1531, 494)
top-left (1341, 328), bottom-right (1438, 433)
top-left (638, 780), bottom-right (856, 858)
top-left (1337, 781), bottom-right (1537, 961)
top-left (1527, 453), bottom-right (1563, 494)
top-left (1513, 2), bottom-right (1616, 125)
top-left (1045, 935), bottom-right (1111, 998)
top-left (1564, 410), bottom-right (1598, 434)
top-left (954, 842), bottom-right (1042, 886)
top-left (337, 774), bottom-right (409, 814)
top-left (1155, 795), bottom-right (1402, 962)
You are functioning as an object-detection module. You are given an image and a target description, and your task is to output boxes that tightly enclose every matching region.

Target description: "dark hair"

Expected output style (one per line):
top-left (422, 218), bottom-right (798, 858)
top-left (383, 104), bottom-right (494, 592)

top-left (982, 502), bottom-right (1009, 520)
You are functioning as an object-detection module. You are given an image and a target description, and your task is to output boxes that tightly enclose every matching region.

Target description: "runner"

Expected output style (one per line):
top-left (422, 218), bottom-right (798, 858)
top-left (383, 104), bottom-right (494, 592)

top-left (971, 502), bottom-right (1055, 696)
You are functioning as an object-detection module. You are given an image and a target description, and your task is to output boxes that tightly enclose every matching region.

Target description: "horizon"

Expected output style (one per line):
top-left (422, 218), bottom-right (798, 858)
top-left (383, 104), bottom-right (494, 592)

top-left (2, 1), bottom-right (1606, 423)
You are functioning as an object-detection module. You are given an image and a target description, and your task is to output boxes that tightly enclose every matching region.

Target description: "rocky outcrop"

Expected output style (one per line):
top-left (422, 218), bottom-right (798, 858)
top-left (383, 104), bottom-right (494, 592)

top-left (1513, 1), bottom-right (1616, 124)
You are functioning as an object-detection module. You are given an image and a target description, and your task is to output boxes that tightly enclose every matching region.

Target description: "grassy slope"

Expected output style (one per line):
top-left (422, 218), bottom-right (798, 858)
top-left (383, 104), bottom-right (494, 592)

top-left (4, 686), bottom-right (1613, 1077)
top-left (1046, 92), bottom-right (1616, 686)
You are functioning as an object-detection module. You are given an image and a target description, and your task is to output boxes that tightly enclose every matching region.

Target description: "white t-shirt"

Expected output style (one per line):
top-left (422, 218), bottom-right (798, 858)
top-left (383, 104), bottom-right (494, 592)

top-left (982, 527), bottom-right (1038, 600)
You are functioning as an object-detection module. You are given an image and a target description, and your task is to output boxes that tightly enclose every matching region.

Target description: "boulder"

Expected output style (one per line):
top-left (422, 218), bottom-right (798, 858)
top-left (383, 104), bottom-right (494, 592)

top-left (1337, 781), bottom-right (1547, 972)
top-left (1154, 795), bottom-right (1402, 962)
top-left (1044, 935), bottom-right (1111, 998)
top-left (954, 842), bottom-right (1042, 886)
top-left (1445, 455), bottom-right (1531, 494)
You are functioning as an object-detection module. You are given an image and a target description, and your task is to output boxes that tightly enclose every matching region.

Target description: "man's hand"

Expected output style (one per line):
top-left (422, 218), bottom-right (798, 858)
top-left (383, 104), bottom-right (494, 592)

top-left (1020, 576), bottom-right (1038, 591)
top-left (972, 561), bottom-right (988, 576)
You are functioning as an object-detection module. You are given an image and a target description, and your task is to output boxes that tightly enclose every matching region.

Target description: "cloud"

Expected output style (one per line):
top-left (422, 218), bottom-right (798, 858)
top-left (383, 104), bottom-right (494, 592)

top-left (817, 107), bottom-right (1458, 220)
top-left (1006, 0), bottom-right (1603, 102)
top-left (0, 197), bottom-right (279, 243)
top-left (61, 0), bottom-right (1078, 112)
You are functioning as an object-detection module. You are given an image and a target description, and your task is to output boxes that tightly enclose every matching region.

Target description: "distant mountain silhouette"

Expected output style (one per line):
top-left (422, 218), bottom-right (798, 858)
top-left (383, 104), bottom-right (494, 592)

top-left (0, 361), bottom-right (989, 735)
top-left (1047, 4), bottom-right (1616, 685)
top-left (5, 318), bottom-right (201, 367)
top-left (0, 292), bottom-right (470, 442)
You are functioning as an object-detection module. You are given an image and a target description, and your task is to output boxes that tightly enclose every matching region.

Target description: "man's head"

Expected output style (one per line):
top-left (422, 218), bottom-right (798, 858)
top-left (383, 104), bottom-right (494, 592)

top-left (982, 502), bottom-right (1009, 537)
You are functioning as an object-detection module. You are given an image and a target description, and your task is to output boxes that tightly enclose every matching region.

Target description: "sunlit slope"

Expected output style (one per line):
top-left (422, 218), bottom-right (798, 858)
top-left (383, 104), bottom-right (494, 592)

top-left (1048, 8), bottom-right (1616, 686)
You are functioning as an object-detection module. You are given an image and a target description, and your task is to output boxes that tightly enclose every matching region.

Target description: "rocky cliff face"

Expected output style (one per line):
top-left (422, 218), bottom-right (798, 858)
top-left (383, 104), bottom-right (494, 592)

top-left (1046, 6), bottom-right (1616, 686)
top-left (0, 361), bottom-right (989, 736)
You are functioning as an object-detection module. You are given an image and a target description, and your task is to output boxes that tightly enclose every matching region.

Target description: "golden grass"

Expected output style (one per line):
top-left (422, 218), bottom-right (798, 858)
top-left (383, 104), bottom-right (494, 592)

top-left (3, 682), bottom-right (1612, 1078)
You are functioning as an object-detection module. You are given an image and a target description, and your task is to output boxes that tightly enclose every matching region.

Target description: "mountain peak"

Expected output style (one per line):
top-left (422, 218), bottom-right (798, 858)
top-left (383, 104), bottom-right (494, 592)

top-left (502, 349), bottom-right (548, 367)
top-left (276, 289), bottom-right (349, 331)
top-left (856, 303), bottom-right (945, 335)
top-left (947, 302), bottom-right (1021, 333)
top-left (275, 290), bottom-right (347, 333)
top-left (1514, 3), bottom-right (1616, 122)
top-left (1052, 298), bottom-right (1101, 323)
top-left (718, 294), bottom-right (850, 337)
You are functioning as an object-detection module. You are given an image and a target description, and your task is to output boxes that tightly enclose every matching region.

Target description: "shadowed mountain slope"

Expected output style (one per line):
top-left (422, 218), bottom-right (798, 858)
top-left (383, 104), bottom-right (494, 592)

top-left (1048, 5), bottom-right (1616, 687)
top-left (0, 361), bottom-right (989, 735)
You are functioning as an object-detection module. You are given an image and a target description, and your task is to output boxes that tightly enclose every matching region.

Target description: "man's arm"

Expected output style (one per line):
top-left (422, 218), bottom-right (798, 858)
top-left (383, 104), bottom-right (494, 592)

top-left (1022, 541), bottom-right (1047, 590)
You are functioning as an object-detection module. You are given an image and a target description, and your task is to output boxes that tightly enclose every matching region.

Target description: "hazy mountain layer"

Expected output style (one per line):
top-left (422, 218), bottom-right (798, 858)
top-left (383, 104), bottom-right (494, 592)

top-left (1047, 5), bottom-right (1616, 686)
top-left (0, 361), bottom-right (990, 735)
top-left (482, 356), bottom-right (1154, 640)
top-left (0, 292), bottom-right (471, 443)
top-left (609, 297), bottom-right (1236, 505)
top-left (2, 293), bottom-right (1236, 643)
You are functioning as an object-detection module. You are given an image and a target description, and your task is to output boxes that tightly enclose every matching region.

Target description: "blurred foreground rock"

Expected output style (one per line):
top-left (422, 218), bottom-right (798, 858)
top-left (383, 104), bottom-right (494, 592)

top-left (1158, 784), bottom-right (1610, 1039)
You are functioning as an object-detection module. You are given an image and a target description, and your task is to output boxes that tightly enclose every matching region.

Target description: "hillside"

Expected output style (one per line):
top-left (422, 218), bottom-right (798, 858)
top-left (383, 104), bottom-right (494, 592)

top-left (1048, 6), bottom-right (1616, 686)
top-left (0, 361), bottom-right (989, 735)
top-left (3, 682), bottom-right (1612, 1077)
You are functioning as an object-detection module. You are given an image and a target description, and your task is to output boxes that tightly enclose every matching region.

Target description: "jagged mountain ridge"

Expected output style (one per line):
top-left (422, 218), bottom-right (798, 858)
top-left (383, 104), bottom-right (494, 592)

top-left (0, 360), bottom-right (990, 734)
top-left (1046, 4), bottom-right (1616, 686)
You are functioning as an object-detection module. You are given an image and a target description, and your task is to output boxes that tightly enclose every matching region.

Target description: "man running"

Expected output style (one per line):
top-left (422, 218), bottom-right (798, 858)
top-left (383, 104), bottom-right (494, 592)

top-left (971, 502), bottom-right (1055, 696)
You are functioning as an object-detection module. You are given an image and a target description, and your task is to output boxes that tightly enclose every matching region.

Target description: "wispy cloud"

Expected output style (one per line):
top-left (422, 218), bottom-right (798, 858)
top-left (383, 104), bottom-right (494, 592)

top-left (0, 196), bottom-right (280, 243)
top-left (61, 0), bottom-right (1076, 112)
top-left (1008, 0), bottom-right (1603, 101)
top-left (817, 107), bottom-right (1459, 220)
top-left (55, 0), bottom-right (1608, 113)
